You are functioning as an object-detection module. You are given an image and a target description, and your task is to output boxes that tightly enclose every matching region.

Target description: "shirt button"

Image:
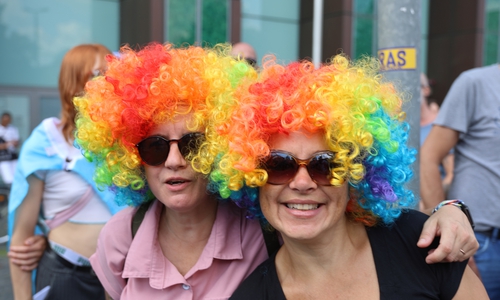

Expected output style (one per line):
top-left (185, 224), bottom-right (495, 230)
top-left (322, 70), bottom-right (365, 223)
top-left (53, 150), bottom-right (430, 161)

top-left (182, 284), bottom-right (190, 290)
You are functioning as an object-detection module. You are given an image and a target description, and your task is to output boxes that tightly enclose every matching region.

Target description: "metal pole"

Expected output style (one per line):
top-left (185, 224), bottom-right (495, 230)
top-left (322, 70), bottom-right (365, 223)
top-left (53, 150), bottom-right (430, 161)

top-left (165, 0), bottom-right (170, 42)
top-left (226, 0), bottom-right (231, 42)
top-left (377, 0), bottom-right (421, 202)
top-left (196, 0), bottom-right (203, 45)
top-left (312, 0), bottom-right (324, 68)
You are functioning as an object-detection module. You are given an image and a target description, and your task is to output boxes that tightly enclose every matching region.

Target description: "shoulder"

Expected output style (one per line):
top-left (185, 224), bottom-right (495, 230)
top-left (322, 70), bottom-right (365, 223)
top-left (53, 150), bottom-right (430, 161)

top-left (6, 124), bottom-right (18, 134)
top-left (455, 65), bottom-right (498, 85)
top-left (393, 209), bottom-right (428, 230)
top-left (462, 64), bottom-right (498, 77)
top-left (91, 206), bottom-right (138, 300)
top-left (368, 210), bottom-right (468, 298)
top-left (20, 119), bottom-right (58, 153)
top-left (91, 207), bottom-right (136, 270)
top-left (102, 206), bottom-right (136, 235)
top-left (369, 209), bottom-right (430, 252)
top-left (373, 209), bottom-right (428, 232)
top-left (97, 206), bottom-right (137, 250)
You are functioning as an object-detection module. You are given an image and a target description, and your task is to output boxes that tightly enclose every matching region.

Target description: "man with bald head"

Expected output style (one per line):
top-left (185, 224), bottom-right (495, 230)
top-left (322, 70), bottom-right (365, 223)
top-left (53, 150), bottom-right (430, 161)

top-left (231, 42), bottom-right (257, 68)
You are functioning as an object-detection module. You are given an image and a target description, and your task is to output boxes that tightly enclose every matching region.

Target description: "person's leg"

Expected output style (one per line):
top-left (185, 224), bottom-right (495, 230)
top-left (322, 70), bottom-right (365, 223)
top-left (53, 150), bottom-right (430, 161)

top-left (474, 229), bottom-right (500, 300)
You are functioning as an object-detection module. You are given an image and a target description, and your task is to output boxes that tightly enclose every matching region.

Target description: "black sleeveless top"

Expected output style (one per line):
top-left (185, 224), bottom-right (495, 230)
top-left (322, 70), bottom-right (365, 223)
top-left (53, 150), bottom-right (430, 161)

top-left (230, 210), bottom-right (467, 300)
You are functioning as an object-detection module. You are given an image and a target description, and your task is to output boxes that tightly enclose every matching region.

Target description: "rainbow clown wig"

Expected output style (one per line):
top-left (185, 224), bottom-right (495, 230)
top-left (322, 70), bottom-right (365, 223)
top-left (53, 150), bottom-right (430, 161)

top-left (74, 43), bottom-right (257, 206)
top-left (204, 55), bottom-right (417, 226)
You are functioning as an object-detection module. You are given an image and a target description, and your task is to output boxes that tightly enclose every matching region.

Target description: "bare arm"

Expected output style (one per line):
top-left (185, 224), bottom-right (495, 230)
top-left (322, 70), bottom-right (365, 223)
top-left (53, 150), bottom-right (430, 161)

top-left (441, 153), bottom-right (454, 195)
top-left (420, 125), bottom-right (459, 210)
top-left (9, 175), bottom-right (44, 300)
top-left (8, 235), bottom-right (47, 271)
top-left (452, 266), bottom-right (489, 300)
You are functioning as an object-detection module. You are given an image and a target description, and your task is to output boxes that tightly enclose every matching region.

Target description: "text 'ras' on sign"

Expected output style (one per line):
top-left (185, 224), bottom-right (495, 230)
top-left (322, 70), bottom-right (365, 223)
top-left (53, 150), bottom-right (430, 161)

top-left (377, 47), bottom-right (417, 70)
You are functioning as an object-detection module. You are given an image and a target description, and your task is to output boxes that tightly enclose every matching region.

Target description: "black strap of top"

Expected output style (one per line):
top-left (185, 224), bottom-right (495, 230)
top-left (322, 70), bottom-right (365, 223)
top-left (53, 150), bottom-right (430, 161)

top-left (131, 201), bottom-right (281, 256)
top-left (131, 200), bottom-right (153, 239)
top-left (260, 221), bottom-right (281, 257)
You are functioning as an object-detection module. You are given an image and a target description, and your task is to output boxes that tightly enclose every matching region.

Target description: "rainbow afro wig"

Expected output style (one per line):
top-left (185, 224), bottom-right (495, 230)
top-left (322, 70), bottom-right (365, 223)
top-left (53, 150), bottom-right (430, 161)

top-left (74, 43), bottom-right (257, 206)
top-left (205, 55), bottom-right (417, 225)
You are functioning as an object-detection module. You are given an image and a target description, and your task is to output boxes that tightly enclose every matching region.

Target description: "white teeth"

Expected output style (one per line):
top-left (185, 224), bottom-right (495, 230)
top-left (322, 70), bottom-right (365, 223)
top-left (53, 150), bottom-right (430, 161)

top-left (286, 203), bottom-right (319, 210)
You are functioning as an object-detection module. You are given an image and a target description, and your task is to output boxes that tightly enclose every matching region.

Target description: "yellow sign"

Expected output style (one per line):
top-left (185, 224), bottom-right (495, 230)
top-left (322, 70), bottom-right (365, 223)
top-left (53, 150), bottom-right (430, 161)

top-left (377, 47), bottom-right (417, 70)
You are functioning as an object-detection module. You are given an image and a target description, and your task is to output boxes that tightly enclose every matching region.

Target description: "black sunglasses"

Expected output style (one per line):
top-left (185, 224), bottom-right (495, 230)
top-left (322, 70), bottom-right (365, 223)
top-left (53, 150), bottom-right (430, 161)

top-left (263, 150), bottom-right (338, 185)
top-left (136, 132), bottom-right (204, 166)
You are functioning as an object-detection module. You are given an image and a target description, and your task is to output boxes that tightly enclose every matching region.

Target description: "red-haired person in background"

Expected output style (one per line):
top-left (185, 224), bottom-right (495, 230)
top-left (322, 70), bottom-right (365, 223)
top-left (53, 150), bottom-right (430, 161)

top-left (8, 44), bottom-right (123, 300)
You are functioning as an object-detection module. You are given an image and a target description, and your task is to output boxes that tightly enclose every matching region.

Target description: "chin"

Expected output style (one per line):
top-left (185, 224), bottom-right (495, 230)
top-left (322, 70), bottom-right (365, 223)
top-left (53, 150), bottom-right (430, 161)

top-left (160, 195), bottom-right (195, 209)
top-left (276, 223), bottom-right (324, 241)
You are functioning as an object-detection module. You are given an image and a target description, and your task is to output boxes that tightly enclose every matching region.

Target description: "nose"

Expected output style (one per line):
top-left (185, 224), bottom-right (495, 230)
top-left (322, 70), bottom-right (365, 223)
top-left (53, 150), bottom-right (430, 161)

top-left (288, 165), bottom-right (317, 192)
top-left (164, 141), bottom-right (187, 170)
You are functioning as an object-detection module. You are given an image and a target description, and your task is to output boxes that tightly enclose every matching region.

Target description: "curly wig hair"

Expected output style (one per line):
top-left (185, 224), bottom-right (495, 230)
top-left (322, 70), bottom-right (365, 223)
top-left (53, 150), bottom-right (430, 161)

top-left (74, 43), bottom-right (257, 206)
top-left (203, 55), bottom-right (417, 226)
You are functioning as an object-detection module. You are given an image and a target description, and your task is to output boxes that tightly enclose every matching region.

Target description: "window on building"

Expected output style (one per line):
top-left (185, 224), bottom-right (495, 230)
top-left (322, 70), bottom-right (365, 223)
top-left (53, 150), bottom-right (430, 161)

top-left (484, 0), bottom-right (500, 65)
top-left (0, 0), bottom-right (119, 140)
top-left (352, 0), bottom-right (376, 60)
top-left (165, 0), bottom-right (228, 46)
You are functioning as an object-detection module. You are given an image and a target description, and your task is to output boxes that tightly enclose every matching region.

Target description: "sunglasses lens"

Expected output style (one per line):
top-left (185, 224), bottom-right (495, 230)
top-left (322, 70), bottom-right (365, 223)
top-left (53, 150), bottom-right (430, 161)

top-left (307, 152), bottom-right (335, 185)
top-left (265, 152), bottom-right (298, 184)
top-left (137, 137), bottom-right (170, 166)
top-left (178, 132), bottom-right (204, 158)
top-left (137, 132), bottom-right (205, 166)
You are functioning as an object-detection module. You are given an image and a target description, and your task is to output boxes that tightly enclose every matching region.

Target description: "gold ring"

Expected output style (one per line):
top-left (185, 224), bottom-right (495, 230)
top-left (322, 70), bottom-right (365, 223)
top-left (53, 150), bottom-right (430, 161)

top-left (460, 249), bottom-right (466, 255)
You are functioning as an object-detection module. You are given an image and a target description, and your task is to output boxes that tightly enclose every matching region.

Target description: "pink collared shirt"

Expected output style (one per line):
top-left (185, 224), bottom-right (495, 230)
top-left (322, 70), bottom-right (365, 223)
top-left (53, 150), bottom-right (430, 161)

top-left (90, 200), bottom-right (268, 300)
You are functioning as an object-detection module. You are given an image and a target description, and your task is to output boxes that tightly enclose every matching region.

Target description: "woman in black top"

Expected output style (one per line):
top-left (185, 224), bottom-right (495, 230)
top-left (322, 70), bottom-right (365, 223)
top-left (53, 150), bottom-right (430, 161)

top-left (206, 55), bottom-right (488, 299)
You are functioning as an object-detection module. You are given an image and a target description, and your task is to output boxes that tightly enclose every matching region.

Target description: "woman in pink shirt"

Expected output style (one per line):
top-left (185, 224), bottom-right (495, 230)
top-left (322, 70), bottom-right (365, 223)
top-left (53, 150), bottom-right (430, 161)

top-left (74, 43), bottom-right (478, 300)
top-left (75, 44), bottom-right (268, 299)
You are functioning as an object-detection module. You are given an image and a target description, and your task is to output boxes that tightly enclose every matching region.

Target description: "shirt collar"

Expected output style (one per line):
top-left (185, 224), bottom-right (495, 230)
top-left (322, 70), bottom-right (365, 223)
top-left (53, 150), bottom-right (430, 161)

top-left (122, 200), bottom-right (244, 289)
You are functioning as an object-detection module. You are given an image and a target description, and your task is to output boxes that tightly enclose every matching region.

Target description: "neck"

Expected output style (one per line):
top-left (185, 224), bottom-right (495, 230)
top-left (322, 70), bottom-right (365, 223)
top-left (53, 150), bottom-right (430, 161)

top-left (277, 220), bottom-right (367, 278)
top-left (160, 197), bottom-right (218, 244)
top-left (157, 197), bottom-right (219, 275)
